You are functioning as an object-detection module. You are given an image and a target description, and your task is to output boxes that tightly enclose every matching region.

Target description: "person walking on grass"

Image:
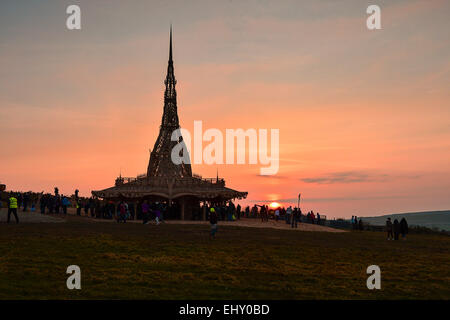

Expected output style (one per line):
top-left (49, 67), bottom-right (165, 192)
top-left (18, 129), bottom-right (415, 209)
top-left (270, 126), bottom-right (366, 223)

top-left (7, 194), bottom-right (19, 224)
top-left (142, 200), bottom-right (150, 225)
top-left (209, 207), bottom-right (218, 240)
top-left (386, 217), bottom-right (393, 240)
top-left (400, 218), bottom-right (408, 240)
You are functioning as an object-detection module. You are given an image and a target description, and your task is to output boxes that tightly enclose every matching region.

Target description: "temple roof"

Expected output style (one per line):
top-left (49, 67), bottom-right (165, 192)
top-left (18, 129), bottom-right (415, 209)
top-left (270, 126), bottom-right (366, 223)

top-left (92, 176), bottom-right (247, 201)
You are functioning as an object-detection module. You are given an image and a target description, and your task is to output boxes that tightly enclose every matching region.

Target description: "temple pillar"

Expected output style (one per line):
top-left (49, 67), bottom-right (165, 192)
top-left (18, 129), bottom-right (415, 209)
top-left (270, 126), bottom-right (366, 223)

top-left (181, 199), bottom-right (185, 220)
top-left (202, 202), bottom-right (206, 221)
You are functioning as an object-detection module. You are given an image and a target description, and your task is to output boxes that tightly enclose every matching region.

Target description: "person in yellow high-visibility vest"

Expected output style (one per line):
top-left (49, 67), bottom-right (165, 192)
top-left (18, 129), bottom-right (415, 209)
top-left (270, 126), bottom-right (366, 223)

top-left (76, 199), bottom-right (82, 216)
top-left (8, 194), bottom-right (19, 223)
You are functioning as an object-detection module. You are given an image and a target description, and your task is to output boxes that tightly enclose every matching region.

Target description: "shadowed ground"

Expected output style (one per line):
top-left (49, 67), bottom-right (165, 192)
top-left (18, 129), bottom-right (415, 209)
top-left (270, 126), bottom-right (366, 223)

top-left (0, 210), bottom-right (448, 300)
top-left (0, 209), bottom-right (64, 223)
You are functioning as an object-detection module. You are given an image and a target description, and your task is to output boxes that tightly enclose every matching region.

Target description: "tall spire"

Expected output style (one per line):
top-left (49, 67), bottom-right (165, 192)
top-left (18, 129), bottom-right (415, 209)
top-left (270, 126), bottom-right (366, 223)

top-left (169, 24), bottom-right (173, 63)
top-left (147, 25), bottom-right (192, 178)
top-left (163, 24), bottom-right (177, 122)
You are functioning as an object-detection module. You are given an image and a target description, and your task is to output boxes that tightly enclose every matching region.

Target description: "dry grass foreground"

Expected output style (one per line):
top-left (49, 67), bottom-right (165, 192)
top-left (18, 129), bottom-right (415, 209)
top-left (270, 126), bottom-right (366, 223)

top-left (0, 210), bottom-right (449, 299)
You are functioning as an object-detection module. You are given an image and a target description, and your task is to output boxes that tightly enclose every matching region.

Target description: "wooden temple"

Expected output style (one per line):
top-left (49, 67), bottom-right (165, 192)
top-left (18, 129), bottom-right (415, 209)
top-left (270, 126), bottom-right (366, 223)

top-left (92, 27), bottom-right (247, 219)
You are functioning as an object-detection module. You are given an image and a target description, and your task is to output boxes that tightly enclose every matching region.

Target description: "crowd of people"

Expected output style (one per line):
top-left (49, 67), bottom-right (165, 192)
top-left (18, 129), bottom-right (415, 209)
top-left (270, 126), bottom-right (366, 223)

top-left (1, 190), bottom-right (45, 223)
top-left (386, 217), bottom-right (409, 240)
top-left (1, 188), bottom-right (327, 227)
top-left (1, 189), bottom-right (327, 232)
top-left (1, 189), bottom-right (409, 241)
top-left (351, 215), bottom-right (364, 230)
top-left (246, 205), bottom-right (324, 226)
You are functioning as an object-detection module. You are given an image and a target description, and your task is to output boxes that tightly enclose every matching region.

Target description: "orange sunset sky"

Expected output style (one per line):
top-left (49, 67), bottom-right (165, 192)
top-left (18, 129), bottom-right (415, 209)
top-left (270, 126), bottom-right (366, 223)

top-left (0, 0), bottom-right (449, 218)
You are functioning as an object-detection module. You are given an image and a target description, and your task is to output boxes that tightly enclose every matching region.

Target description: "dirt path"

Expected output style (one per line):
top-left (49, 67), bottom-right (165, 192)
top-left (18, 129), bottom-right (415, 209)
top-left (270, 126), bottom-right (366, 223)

top-left (162, 218), bottom-right (346, 232)
top-left (90, 215), bottom-right (345, 232)
top-left (0, 208), bottom-right (345, 232)
top-left (0, 208), bottom-right (64, 223)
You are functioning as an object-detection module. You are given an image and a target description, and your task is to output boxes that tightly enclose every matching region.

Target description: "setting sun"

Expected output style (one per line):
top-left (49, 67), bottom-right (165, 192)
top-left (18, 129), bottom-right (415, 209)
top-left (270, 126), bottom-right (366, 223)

top-left (269, 202), bottom-right (281, 209)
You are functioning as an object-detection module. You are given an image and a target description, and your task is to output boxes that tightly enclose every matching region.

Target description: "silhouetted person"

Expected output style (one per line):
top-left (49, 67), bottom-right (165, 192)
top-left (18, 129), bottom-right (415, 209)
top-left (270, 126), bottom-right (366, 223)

top-left (359, 218), bottom-right (363, 230)
top-left (84, 201), bottom-right (89, 216)
top-left (142, 201), bottom-right (150, 224)
top-left (259, 205), bottom-right (267, 222)
top-left (40, 195), bottom-right (47, 214)
top-left (400, 218), bottom-right (408, 240)
top-left (291, 208), bottom-right (298, 228)
top-left (95, 201), bottom-right (102, 219)
top-left (107, 202), bottom-right (115, 219)
top-left (55, 194), bottom-right (61, 214)
top-left (48, 195), bottom-right (55, 214)
top-left (386, 217), bottom-right (393, 240)
top-left (286, 206), bottom-right (292, 224)
top-left (129, 202), bottom-right (135, 220)
top-left (154, 207), bottom-right (161, 225)
top-left (89, 198), bottom-right (95, 217)
top-left (61, 195), bottom-right (70, 215)
top-left (275, 209), bottom-right (280, 221)
top-left (22, 193), bottom-right (29, 212)
top-left (117, 201), bottom-right (127, 223)
top-left (393, 219), bottom-right (400, 240)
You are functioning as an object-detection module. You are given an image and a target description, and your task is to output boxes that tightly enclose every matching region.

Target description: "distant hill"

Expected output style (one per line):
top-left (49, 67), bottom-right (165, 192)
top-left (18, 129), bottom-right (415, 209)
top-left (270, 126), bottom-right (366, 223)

top-left (362, 210), bottom-right (450, 231)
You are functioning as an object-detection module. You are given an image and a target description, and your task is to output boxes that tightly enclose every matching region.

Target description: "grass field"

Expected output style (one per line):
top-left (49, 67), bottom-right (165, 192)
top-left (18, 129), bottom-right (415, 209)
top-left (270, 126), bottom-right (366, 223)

top-left (0, 216), bottom-right (449, 300)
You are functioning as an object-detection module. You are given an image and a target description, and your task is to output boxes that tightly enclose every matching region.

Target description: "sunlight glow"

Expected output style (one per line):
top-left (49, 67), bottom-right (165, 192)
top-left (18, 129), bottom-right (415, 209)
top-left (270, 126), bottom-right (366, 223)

top-left (269, 202), bottom-right (281, 209)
